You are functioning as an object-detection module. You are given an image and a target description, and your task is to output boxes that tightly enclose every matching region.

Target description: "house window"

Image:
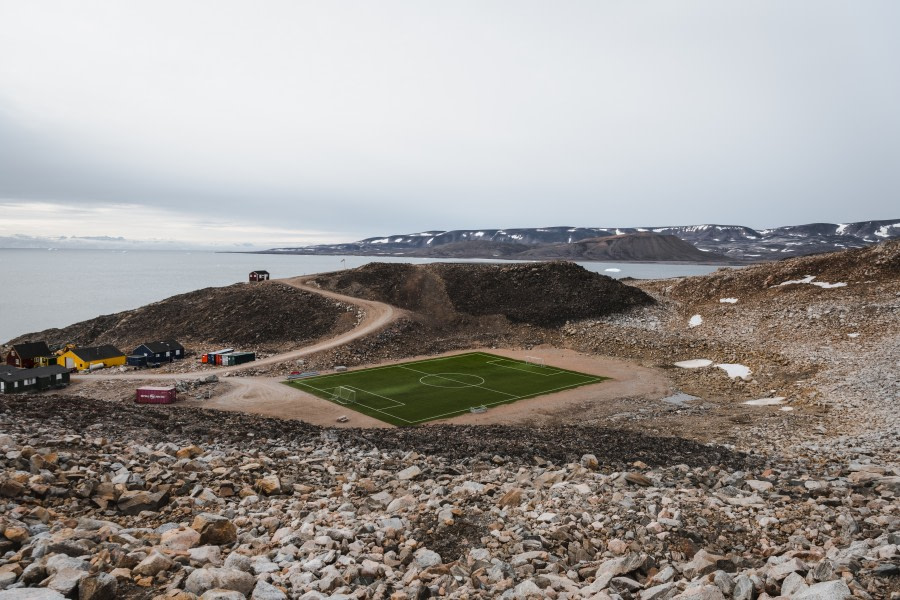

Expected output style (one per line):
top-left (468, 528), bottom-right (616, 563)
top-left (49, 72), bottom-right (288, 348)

top-left (166, 351), bottom-right (171, 357)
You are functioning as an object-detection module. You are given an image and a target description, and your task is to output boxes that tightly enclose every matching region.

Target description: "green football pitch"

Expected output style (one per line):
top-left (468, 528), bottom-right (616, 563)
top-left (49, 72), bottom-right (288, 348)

top-left (285, 352), bottom-right (607, 426)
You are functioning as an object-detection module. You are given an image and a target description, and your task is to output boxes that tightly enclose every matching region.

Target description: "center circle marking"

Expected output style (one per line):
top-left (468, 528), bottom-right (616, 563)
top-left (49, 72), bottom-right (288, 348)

top-left (419, 373), bottom-right (485, 388)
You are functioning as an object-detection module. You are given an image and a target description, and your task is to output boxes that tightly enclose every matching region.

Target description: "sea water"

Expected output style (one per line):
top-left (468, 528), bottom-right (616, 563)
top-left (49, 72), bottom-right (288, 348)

top-left (0, 249), bottom-right (727, 343)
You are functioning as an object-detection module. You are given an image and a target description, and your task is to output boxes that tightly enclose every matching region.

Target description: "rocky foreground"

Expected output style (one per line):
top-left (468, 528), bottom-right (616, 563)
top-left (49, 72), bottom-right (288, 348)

top-left (1, 397), bottom-right (898, 600)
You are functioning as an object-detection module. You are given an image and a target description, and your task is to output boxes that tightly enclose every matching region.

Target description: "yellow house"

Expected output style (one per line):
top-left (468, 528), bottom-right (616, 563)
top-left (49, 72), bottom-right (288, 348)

top-left (57, 345), bottom-right (126, 371)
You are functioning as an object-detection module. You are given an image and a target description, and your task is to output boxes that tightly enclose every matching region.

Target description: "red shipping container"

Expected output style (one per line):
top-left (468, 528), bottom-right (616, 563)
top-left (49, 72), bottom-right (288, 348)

top-left (135, 386), bottom-right (177, 404)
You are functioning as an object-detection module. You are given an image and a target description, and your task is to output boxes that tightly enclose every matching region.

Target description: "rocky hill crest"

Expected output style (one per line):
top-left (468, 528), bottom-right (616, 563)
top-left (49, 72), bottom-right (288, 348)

top-left (309, 261), bottom-right (655, 327)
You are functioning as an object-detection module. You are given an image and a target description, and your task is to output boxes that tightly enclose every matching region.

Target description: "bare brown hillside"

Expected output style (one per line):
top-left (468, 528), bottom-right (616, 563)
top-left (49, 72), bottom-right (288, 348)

top-left (515, 232), bottom-right (733, 262)
top-left (664, 237), bottom-right (900, 303)
top-left (5, 281), bottom-right (356, 354)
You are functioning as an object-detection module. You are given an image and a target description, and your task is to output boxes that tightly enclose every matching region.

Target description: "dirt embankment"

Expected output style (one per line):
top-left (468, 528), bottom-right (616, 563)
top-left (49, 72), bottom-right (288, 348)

top-left (293, 261), bottom-right (654, 371)
top-left (0, 394), bottom-right (752, 470)
top-left (5, 281), bottom-right (358, 354)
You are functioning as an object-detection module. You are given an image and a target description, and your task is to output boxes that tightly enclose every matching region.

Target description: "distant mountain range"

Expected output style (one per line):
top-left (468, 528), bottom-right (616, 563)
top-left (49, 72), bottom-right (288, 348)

top-left (260, 219), bottom-right (900, 262)
top-left (0, 234), bottom-right (260, 252)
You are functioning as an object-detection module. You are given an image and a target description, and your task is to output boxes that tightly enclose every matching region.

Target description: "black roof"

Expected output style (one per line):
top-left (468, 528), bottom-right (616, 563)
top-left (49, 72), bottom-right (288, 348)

top-left (0, 365), bottom-right (18, 376)
top-left (0, 364), bottom-right (68, 383)
top-left (71, 345), bottom-right (124, 362)
top-left (10, 341), bottom-right (52, 360)
top-left (138, 340), bottom-right (184, 353)
top-left (250, 270), bottom-right (269, 274)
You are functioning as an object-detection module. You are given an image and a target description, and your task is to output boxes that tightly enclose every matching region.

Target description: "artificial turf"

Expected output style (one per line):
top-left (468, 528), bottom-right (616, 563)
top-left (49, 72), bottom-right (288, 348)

top-left (285, 351), bottom-right (607, 426)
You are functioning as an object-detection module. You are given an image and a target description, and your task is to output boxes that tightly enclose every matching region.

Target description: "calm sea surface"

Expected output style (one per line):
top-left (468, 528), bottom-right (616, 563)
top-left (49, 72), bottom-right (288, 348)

top-left (0, 249), bottom-right (726, 343)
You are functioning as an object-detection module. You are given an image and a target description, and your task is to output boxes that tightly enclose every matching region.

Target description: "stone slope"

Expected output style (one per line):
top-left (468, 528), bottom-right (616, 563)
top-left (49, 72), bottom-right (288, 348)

top-left (666, 238), bottom-right (900, 302)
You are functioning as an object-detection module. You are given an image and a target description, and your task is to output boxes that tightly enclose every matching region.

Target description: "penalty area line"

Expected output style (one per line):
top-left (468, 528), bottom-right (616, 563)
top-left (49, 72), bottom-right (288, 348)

top-left (291, 381), bottom-right (414, 425)
top-left (406, 376), bottom-right (608, 424)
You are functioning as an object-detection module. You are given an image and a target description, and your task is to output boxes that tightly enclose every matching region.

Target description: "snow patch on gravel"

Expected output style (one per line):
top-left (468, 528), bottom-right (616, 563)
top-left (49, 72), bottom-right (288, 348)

top-left (716, 363), bottom-right (752, 379)
top-left (811, 281), bottom-right (847, 289)
top-left (720, 298), bottom-right (738, 304)
top-left (744, 397), bottom-right (787, 406)
top-left (777, 275), bottom-right (847, 289)
top-left (688, 315), bottom-right (703, 328)
top-left (674, 359), bottom-right (752, 380)
top-left (674, 359), bottom-right (713, 369)
top-left (662, 393), bottom-right (701, 406)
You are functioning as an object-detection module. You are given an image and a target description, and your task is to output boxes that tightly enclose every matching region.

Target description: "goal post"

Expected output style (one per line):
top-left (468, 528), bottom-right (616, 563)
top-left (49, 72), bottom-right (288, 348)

top-left (524, 356), bottom-right (545, 368)
top-left (331, 386), bottom-right (356, 405)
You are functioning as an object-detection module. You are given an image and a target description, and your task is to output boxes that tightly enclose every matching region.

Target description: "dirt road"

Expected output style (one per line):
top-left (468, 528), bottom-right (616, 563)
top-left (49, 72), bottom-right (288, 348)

top-left (80, 276), bottom-right (398, 381)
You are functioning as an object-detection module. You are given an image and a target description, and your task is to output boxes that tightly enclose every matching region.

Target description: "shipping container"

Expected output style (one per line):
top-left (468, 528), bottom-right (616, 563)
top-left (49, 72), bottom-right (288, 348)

top-left (221, 352), bottom-right (255, 366)
top-left (204, 348), bottom-right (234, 364)
top-left (135, 386), bottom-right (177, 404)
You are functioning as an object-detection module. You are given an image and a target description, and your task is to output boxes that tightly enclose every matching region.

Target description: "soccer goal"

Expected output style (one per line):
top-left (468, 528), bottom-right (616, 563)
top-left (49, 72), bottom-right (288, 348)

top-left (524, 356), bottom-right (545, 368)
top-left (330, 386), bottom-right (356, 405)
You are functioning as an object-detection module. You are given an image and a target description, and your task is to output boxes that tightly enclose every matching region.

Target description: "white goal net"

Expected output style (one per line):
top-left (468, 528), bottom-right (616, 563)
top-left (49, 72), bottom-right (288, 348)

top-left (331, 386), bottom-right (356, 405)
top-left (524, 356), bottom-right (545, 368)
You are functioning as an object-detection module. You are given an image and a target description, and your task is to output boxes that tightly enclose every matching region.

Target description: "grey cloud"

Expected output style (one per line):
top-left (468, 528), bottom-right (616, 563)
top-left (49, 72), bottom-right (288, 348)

top-left (1, 1), bottom-right (898, 240)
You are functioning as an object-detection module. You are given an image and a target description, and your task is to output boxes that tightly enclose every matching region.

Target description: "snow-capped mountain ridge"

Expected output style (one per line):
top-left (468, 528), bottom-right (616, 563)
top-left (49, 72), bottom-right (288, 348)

top-left (265, 219), bottom-right (900, 262)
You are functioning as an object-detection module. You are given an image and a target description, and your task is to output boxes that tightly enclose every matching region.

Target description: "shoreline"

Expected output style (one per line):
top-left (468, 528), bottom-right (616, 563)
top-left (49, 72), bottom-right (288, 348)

top-left (225, 249), bottom-right (750, 267)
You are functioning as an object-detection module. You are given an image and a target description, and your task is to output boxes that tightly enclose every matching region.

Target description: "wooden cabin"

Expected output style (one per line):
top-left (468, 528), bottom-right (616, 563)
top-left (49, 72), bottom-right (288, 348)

top-left (0, 365), bottom-right (69, 394)
top-left (249, 270), bottom-right (270, 282)
top-left (57, 345), bottom-right (126, 371)
top-left (5, 341), bottom-right (52, 369)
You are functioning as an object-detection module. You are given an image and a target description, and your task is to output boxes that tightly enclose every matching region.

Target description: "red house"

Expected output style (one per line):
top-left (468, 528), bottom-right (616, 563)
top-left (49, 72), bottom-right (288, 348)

top-left (5, 341), bottom-right (52, 369)
top-left (249, 270), bottom-right (270, 282)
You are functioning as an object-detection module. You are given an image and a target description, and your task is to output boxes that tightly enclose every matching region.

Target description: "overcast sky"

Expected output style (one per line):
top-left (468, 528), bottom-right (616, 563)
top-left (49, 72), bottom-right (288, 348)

top-left (1, 1), bottom-right (898, 247)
